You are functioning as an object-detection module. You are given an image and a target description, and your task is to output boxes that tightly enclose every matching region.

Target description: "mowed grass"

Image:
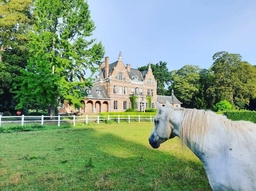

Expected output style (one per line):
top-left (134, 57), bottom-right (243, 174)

top-left (0, 122), bottom-right (211, 191)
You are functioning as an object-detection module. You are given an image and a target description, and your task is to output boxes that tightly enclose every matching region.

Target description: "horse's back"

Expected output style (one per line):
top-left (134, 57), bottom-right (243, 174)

top-left (202, 120), bottom-right (256, 191)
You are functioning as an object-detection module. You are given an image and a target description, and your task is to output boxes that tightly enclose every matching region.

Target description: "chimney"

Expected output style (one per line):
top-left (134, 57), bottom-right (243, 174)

top-left (105, 56), bottom-right (109, 78)
top-left (126, 64), bottom-right (130, 72)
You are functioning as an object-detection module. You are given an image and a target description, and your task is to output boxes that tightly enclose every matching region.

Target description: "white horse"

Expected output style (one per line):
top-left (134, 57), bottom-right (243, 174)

top-left (149, 102), bottom-right (256, 191)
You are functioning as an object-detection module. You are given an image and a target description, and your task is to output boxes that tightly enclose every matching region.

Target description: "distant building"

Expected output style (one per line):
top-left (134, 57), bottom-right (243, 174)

top-left (59, 52), bottom-right (182, 114)
top-left (157, 89), bottom-right (182, 107)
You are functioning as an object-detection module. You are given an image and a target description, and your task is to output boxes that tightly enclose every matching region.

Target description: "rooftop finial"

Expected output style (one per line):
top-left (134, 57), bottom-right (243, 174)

top-left (118, 51), bottom-right (123, 61)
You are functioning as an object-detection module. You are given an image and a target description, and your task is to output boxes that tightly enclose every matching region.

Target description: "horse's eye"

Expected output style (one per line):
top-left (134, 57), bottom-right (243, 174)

top-left (154, 119), bottom-right (159, 125)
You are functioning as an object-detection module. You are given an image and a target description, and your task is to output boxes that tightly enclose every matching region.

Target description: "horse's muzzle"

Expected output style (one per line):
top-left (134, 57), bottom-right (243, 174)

top-left (149, 137), bottom-right (160, 148)
top-left (148, 134), bottom-right (167, 149)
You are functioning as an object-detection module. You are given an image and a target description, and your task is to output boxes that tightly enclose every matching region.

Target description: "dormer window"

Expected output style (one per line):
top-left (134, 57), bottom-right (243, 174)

top-left (86, 88), bottom-right (91, 95)
top-left (132, 75), bottom-right (138, 81)
top-left (96, 89), bottom-right (101, 95)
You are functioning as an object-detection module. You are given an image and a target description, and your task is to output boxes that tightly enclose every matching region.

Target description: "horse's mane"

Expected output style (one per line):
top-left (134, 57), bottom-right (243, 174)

top-left (179, 108), bottom-right (256, 148)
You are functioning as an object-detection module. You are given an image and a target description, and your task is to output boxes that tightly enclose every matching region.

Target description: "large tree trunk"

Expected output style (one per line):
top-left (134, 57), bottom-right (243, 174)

top-left (49, 103), bottom-right (55, 118)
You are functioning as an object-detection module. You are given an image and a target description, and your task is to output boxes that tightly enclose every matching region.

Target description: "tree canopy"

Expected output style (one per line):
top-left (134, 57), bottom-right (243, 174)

top-left (170, 65), bottom-right (201, 108)
top-left (13, 0), bottom-right (105, 115)
top-left (207, 51), bottom-right (256, 109)
top-left (0, 0), bottom-right (33, 113)
top-left (138, 61), bottom-right (172, 95)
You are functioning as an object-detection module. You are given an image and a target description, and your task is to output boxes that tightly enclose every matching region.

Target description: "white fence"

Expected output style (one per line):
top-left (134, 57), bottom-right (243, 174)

top-left (0, 114), bottom-right (154, 127)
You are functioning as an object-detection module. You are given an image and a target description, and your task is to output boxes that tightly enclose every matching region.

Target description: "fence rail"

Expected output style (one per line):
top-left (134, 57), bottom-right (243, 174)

top-left (0, 114), bottom-right (154, 127)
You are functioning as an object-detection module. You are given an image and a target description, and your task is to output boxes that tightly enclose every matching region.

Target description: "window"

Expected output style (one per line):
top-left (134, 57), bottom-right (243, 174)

top-left (96, 89), bottom-right (101, 95)
top-left (86, 88), bottom-right (91, 95)
top-left (113, 85), bottom-right (117, 93)
top-left (147, 89), bottom-right (150, 96)
top-left (140, 88), bottom-right (143, 95)
top-left (114, 101), bottom-right (118, 110)
top-left (135, 87), bottom-right (139, 95)
top-left (148, 78), bottom-right (153, 84)
top-left (131, 87), bottom-right (134, 94)
top-left (119, 86), bottom-right (122, 94)
top-left (152, 103), bottom-right (155, 109)
top-left (151, 89), bottom-right (153, 96)
top-left (123, 101), bottom-right (127, 110)
top-left (118, 72), bottom-right (122, 80)
top-left (124, 87), bottom-right (127, 94)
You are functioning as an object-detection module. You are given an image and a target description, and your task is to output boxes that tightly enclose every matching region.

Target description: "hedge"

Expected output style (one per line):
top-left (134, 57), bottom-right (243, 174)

top-left (223, 110), bottom-right (256, 123)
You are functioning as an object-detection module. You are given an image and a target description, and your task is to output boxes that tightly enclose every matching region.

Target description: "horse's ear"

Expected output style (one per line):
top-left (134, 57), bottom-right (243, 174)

top-left (156, 101), bottom-right (162, 109)
top-left (165, 100), bottom-right (171, 108)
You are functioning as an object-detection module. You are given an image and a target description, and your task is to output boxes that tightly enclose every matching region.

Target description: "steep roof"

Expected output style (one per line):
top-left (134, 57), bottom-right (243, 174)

top-left (86, 84), bottom-right (110, 100)
top-left (101, 61), bottom-right (118, 78)
top-left (128, 68), bottom-right (144, 81)
top-left (157, 91), bottom-right (182, 105)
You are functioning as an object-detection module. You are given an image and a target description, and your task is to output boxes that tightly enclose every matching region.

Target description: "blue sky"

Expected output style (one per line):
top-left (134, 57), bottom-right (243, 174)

top-left (87, 0), bottom-right (256, 71)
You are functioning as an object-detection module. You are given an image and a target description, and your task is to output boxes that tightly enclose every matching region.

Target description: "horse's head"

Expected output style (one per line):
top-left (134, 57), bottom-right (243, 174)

top-left (149, 101), bottom-right (181, 148)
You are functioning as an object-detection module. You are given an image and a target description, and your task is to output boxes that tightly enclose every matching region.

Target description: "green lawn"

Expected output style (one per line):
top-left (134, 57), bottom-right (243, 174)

top-left (0, 122), bottom-right (211, 191)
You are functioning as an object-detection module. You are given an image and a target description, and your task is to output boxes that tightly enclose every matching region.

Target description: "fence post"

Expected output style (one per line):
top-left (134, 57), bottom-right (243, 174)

top-left (58, 115), bottom-right (60, 127)
top-left (138, 115), bottom-right (140, 123)
top-left (85, 115), bottom-right (88, 124)
top-left (21, 115), bottom-right (24, 126)
top-left (118, 115), bottom-right (120, 123)
top-left (0, 114), bottom-right (1, 127)
top-left (108, 115), bottom-right (110, 121)
top-left (73, 115), bottom-right (76, 126)
top-left (128, 115), bottom-right (130, 123)
top-left (97, 115), bottom-right (99, 124)
top-left (150, 115), bottom-right (152, 122)
top-left (41, 115), bottom-right (44, 125)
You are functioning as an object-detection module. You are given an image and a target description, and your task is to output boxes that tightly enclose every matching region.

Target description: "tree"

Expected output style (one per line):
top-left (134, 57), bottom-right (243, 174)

top-left (169, 65), bottom-right (201, 108)
top-left (207, 51), bottom-right (256, 109)
top-left (138, 61), bottom-right (172, 95)
top-left (0, 0), bottom-right (32, 62)
top-left (0, 0), bottom-right (33, 113)
top-left (198, 69), bottom-right (214, 109)
top-left (13, 0), bottom-right (105, 116)
top-left (207, 51), bottom-right (241, 106)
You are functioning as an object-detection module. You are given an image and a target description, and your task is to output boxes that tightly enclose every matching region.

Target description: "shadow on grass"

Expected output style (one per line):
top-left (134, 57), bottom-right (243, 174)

top-left (0, 127), bottom-right (211, 191)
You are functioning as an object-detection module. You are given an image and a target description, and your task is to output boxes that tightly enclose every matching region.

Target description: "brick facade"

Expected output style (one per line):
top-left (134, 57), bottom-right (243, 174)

top-left (81, 52), bottom-right (157, 113)
top-left (59, 52), bottom-right (181, 115)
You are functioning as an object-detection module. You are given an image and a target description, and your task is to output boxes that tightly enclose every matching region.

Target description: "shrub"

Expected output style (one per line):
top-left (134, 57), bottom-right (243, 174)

top-left (3, 111), bottom-right (12, 116)
top-left (125, 108), bottom-right (134, 112)
top-left (145, 108), bottom-right (157, 112)
top-left (214, 100), bottom-right (232, 112)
